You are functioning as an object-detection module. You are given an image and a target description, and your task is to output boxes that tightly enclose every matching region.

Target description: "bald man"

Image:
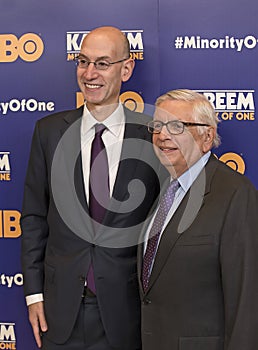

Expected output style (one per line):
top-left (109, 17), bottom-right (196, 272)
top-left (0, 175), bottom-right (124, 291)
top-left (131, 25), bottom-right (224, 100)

top-left (21, 26), bottom-right (164, 350)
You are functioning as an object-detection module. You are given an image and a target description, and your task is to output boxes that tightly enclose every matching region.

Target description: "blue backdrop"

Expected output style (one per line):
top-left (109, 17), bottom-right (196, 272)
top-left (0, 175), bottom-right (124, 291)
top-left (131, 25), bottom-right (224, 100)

top-left (0, 0), bottom-right (257, 348)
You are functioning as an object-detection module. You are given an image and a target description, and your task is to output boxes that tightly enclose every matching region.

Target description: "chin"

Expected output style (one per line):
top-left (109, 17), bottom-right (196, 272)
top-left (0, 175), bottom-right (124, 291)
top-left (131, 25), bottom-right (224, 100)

top-left (158, 154), bottom-right (174, 166)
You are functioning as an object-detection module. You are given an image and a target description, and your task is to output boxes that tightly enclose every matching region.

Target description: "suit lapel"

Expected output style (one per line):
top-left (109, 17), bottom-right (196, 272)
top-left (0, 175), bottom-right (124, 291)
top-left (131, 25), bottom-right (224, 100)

top-left (112, 110), bottom-right (146, 198)
top-left (60, 107), bottom-right (83, 135)
top-left (58, 107), bottom-right (89, 213)
top-left (104, 108), bottom-right (149, 219)
top-left (137, 177), bottom-right (172, 294)
top-left (146, 191), bottom-right (191, 292)
top-left (137, 242), bottom-right (145, 294)
top-left (143, 154), bottom-right (219, 293)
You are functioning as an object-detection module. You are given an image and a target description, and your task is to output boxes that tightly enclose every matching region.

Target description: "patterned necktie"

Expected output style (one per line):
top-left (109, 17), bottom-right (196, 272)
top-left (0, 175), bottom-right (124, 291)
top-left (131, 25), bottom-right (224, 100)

top-left (87, 124), bottom-right (110, 294)
top-left (141, 180), bottom-right (179, 292)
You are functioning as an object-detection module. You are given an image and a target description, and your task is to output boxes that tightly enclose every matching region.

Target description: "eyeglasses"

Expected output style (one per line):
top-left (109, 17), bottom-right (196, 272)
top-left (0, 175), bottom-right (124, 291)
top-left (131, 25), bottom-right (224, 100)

top-left (74, 56), bottom-right (129, 70)
top-left (148, 120), bottom-right (210, 135)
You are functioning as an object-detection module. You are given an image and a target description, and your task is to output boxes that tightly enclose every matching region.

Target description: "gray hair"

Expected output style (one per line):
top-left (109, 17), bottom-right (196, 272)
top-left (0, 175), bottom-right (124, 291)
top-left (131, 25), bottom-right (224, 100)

top-left (155, 89), bottom-right (221, 148)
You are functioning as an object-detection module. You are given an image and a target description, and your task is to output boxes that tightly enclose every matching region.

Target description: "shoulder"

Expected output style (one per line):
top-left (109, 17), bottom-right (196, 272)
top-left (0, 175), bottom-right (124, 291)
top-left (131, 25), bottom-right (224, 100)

top-left (30, 107), bottom-right (83, 150)
top-left (36, 107), bottom-right (83, 129)
top-left (123, 106), bottom-right (152, 124)
top-left (123, 106), bottom-right (153, 141)
top-left (207, 154), bottom-right (256, 192)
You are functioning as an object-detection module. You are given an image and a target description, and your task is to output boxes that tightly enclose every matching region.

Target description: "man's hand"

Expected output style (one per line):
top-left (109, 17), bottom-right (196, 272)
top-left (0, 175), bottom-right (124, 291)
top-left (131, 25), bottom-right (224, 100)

top-left (28, 302), bottom-right (48, 348)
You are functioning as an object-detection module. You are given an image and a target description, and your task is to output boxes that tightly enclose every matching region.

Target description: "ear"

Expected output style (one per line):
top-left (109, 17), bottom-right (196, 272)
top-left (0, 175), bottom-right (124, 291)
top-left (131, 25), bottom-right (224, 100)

top-left (202, 126), bottom-right (215, 153)
top-left (121, 58), bottom-right (135, 82)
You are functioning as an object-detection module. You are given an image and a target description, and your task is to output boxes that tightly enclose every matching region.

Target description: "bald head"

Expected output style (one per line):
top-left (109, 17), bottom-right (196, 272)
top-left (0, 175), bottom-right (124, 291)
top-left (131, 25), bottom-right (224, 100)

top-left (84, 26), bottom-right (130, 59)
top-left (77, 26), bottom-right (135, 118)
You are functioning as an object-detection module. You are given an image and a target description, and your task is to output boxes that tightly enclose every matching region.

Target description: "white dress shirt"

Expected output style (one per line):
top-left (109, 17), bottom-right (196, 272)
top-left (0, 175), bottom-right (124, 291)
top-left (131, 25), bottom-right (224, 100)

top-left (81, 103), bottom-right (125, 202)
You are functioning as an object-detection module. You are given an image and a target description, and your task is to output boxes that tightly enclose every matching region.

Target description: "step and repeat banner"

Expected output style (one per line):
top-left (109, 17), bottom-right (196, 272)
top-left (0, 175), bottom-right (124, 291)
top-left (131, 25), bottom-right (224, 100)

top-left (0, 0), bottom-right (257, 348)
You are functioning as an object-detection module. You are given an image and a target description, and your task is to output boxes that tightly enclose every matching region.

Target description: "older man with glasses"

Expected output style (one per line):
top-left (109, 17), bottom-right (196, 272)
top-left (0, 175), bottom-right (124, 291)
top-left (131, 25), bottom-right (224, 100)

top-left (138, 89), bottom-right (258, 350)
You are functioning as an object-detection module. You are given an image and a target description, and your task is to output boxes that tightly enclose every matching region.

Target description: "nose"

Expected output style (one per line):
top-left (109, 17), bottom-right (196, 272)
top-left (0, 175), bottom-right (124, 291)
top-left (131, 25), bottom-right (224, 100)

top-left (81, 62), bottom-right (98, 80)
top-left (158, 124), bottom-right (171, 140)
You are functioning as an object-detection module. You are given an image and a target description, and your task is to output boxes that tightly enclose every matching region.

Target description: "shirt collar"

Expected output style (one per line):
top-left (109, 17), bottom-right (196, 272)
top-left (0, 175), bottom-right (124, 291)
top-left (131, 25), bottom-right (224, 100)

top-left (175, 151), bottom-right (211, 193)
top-left (81, 102), bottom-right (125, 137)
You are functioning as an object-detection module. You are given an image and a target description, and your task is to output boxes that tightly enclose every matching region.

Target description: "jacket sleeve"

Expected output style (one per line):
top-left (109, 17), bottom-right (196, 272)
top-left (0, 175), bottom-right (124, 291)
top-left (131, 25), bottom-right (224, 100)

top-left (20, 120), bottom-right (50, 296)
top-left (220, 181), bottom-right (258, 350)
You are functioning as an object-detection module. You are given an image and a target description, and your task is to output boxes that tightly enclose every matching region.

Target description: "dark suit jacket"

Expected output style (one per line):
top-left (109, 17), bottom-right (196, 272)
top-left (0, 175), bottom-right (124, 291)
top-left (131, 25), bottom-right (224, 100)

top-left (138, 155), bottom-right (258, 350)
top-left (21, 106), bottom-right (166, 348)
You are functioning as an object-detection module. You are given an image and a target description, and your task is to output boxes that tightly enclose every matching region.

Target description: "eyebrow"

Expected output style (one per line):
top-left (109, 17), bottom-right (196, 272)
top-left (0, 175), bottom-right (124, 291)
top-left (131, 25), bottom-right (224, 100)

top-left (77, 54), bottom-right (112, 61)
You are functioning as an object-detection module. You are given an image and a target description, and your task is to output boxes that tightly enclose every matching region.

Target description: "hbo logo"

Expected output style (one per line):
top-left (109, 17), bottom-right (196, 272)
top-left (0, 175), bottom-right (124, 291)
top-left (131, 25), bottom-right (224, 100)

top-left (0, 33), bottom-right (44, 62)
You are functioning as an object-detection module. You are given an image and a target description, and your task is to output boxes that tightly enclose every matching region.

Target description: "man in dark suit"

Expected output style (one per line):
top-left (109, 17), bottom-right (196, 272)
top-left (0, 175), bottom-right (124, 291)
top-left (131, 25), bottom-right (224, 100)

top-left (138, 89), bottom-right (258, 350)
top-left (21, 26), bottom-right (164, 350)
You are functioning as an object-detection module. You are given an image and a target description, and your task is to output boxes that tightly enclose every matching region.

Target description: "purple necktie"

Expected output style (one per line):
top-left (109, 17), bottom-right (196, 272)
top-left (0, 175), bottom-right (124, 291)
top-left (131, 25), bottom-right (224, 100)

top-left (141, 180), bottom-right (179, 292)
top-left (89, 124), bottom-right (110, 225)
top-left (87, 124), bottom-right (110, 294)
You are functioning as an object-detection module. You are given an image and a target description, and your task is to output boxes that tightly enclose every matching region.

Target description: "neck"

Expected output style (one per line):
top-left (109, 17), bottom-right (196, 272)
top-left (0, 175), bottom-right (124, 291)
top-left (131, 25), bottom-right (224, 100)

top-left (86, 102), bottom-right (119, 121)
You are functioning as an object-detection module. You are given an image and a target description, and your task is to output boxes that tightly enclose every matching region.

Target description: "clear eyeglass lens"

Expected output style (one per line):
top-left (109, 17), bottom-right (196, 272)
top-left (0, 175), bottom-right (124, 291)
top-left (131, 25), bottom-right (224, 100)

top-left (77, 59), bottom-right (87, 68)
top-left (154, 121), bottom-right (163, 131)
top-left (77, 58), bottom-right (110, 70)
top-left (150, 121), bottom-right (162, 133)
top-left (95, 61), bottom-right (110, 70)
top-left (149, 121), bottom-right (185, 135)
top-left (167, 121), bottom-right (184, 134)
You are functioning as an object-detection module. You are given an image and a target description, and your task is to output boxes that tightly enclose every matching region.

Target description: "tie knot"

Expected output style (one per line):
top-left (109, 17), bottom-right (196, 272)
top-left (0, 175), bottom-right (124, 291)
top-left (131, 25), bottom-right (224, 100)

top-left (95, 123), bottom-right (106, 137)
top-left (161, 179), bottom-right (179, 207)
top-left (169, 179), bottom-right (179, 192)
top-left (166, 179), bottom-right (179, 195)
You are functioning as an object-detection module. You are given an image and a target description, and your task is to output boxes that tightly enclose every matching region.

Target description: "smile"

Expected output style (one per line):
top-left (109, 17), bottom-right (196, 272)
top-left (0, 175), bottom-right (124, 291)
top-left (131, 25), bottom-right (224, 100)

top-left (85, 83), bottom-right (102, 89)
top-left (160, 147), bottom-right (177, 152)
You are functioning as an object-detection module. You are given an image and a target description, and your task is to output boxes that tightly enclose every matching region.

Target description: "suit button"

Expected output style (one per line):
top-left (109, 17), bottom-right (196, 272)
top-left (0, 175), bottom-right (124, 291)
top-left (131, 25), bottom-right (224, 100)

top-left (143, 299), bottom-right (151, 305)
